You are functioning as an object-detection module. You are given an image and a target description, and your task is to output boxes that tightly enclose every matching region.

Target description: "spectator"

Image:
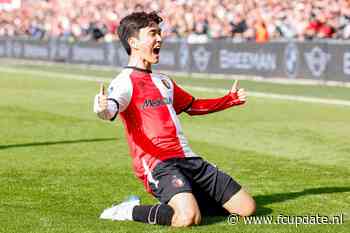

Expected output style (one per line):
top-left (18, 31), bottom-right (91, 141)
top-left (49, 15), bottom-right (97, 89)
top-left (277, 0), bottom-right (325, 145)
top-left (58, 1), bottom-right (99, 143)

top-left (255, 17), bottom-right (269, 43)
top-left (0, 0), bottom-right (348, 41)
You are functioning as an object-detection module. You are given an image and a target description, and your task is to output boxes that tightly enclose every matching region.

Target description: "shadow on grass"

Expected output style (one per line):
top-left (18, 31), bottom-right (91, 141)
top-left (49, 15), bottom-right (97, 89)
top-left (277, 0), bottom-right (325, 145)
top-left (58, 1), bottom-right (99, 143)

top-left (203, 186), bottom-right (350, 225)
top-left (0, 138), bottom-right (116, 150)
top-left (255, 186), bottom-right (350, 208)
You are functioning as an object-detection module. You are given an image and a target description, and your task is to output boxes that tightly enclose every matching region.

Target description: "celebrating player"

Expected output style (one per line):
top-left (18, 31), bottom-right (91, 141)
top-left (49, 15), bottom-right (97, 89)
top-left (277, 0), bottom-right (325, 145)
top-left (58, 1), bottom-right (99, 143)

top-left (93, 11), bottom-right (255, 227)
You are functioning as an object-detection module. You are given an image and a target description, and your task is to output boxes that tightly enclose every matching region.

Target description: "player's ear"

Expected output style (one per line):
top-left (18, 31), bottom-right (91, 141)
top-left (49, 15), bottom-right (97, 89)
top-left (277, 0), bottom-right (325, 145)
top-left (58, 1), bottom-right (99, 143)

top-left (128, 37), bottom-right (138, 50)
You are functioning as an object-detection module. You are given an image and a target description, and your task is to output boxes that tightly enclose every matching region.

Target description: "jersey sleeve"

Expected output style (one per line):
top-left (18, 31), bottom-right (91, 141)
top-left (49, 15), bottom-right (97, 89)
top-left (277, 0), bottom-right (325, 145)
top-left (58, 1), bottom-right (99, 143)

top-left (108, 73), bottom-right (133, 113)
top-left (172, 80), bottom-right (194, 114)
top-left (185, 91), bottom-right (245, 115)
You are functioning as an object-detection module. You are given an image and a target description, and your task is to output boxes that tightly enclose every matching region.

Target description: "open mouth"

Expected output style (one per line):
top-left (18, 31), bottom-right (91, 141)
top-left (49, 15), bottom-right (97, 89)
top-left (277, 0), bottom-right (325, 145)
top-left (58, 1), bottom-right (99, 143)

top-left (153, 47), bottom-right (160, 55)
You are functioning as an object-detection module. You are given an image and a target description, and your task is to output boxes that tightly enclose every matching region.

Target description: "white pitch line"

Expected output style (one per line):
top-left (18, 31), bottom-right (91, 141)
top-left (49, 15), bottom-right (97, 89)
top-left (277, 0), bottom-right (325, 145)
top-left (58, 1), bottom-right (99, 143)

top-left (1, 66), bottom-right (350, 107)
top-left (0, 66), bottom-right (112, 82)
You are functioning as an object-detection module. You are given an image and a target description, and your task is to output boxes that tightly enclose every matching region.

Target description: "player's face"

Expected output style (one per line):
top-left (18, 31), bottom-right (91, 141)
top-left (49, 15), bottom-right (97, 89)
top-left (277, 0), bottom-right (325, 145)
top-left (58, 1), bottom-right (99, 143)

top-left (135, 23), bottom-right (162, 64)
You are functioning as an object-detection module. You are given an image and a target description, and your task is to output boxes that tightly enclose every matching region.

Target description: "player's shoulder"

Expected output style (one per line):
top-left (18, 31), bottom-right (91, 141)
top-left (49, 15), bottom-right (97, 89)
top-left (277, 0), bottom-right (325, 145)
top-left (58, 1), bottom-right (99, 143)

top-left (108, 69), bottom-right (134, 96)
top-left (152, 72), bottom-right (173, 82)
top-left (110, 68), bottom-right (133, 85)
top-left (152, 72), bottom-right (175, 89)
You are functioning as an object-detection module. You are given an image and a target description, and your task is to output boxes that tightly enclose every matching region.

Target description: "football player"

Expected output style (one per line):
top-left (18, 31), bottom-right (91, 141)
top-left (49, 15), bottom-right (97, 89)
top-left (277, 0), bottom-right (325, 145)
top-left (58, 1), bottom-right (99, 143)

top-left (94, 11), bottom-right (255, 227)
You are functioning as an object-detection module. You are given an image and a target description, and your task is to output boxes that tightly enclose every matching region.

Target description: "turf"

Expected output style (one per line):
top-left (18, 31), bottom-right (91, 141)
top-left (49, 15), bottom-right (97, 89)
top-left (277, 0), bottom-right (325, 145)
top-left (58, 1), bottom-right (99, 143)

top-left (0, 61), bottom-right (349, 233)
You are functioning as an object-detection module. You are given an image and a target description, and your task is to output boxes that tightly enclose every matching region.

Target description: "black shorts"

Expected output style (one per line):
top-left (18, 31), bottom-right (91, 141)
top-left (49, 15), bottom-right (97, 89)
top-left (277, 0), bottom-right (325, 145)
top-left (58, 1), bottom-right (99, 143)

top-left (149, 157), bottom-right (241, 216)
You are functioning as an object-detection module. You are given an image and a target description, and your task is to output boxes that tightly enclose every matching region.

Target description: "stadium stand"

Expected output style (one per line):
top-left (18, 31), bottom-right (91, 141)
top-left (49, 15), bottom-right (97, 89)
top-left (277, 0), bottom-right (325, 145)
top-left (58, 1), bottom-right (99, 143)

top-left (0, 0), bottom-right (349, 42)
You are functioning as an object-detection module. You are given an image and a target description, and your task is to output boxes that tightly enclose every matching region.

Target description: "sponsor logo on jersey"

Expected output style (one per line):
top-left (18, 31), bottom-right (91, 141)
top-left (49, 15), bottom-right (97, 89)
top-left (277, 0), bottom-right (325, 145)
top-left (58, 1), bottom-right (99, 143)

top-left (142, 97), bottom-right (173, 109)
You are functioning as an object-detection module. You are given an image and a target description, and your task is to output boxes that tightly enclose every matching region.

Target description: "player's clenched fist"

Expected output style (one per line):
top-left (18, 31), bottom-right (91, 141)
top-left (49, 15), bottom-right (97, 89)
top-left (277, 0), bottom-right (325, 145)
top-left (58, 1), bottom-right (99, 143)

top-left (230, 80), bottom-right (247, 103)
top-left (98, 83), bottom-right (108, 111)
top-left (94, 82), bottom-right (107, 112)
top-left (93, 82), bottom-right (119, 120)
top-left (93, 82), bottom-right (116, 120)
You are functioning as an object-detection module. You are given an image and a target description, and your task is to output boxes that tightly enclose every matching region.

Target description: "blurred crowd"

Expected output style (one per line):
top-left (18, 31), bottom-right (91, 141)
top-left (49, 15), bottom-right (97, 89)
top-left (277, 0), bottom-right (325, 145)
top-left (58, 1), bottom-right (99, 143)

top-left (1, 0), bottom-right (350, 42)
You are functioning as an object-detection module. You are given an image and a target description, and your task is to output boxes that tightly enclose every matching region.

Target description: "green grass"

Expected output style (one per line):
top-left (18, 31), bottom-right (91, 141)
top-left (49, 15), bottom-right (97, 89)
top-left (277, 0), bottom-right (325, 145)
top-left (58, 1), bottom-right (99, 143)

top-left (2, 60), bottom-right (350, 100)
top-left (0, 60), bottom-right (349, 233)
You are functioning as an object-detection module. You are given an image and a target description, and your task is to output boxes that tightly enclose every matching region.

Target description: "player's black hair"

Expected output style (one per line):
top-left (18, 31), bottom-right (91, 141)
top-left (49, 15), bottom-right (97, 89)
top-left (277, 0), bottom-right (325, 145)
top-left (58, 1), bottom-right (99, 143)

top-left (118, 11), bottom-right (163, 55)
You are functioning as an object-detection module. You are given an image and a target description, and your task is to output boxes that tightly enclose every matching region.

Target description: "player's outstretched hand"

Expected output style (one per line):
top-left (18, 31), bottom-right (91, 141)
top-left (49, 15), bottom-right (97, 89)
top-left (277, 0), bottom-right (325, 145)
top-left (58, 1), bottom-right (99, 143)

top-left (230, 80), bottom-right (247, 103)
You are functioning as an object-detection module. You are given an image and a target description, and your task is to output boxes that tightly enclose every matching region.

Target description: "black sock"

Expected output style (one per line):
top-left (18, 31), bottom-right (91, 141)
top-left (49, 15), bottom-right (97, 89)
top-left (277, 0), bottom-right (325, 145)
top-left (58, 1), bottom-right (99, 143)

top-left (132, 204), bottom-right (174, 225)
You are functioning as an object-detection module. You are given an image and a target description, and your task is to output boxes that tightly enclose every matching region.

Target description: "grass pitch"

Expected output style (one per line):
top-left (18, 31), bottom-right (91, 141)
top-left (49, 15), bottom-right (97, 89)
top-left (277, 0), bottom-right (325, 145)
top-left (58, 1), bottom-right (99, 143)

top-left (0, 60), bottom-right (349, 233)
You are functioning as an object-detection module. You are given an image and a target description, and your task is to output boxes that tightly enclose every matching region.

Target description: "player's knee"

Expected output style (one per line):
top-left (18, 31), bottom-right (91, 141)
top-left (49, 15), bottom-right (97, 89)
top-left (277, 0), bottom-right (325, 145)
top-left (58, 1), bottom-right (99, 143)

top-left (174, 217), bottom-right (194, 227)
top-left (224, 189), bottom-right (256, 217)
top-left (240, 198), bottom-right (256, 217)
top-left (194, 212), bottom-right (201, 225)
top-left (172, 209), bottom-right (201, 227)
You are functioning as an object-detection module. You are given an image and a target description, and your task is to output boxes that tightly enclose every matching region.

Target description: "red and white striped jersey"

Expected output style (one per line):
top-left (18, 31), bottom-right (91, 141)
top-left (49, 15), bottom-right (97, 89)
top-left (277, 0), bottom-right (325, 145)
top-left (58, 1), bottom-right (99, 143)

top-left (108, 67), bottom-right (197, 192)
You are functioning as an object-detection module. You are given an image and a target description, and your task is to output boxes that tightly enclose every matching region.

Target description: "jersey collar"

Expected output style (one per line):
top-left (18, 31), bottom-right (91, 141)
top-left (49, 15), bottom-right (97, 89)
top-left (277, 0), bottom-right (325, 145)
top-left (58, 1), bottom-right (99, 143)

top-left (125, 66), bottom-right (152, 73)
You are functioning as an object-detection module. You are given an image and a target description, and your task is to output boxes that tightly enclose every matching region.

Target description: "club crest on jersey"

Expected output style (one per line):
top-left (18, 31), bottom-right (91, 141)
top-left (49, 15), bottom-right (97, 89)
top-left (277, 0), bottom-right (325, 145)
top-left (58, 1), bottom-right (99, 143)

top-left (171, 175), bottom-right (184, 188)
top-left (161, 79), bottom-right (171, 89)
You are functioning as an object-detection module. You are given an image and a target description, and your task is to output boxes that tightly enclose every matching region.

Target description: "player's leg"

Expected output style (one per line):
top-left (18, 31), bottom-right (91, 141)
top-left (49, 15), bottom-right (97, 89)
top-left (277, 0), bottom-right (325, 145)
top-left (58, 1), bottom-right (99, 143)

top-left (180, 157), bottom-right (256, 217)
top-left (134, 158), bottom-right (201, 227)
top-left (168, 192), bottom-right (201, 227)
top-left (223, 188), bottom-right (256, 216)
top-left (191, 184), bottom-right (230, 216)
top-left (132, 202), bottom-right (175, 225)
top-left (100, 195), bottom-right (175, 225)
top-left (130, 192), bottom-right (201, 227)
top-left (100, 159), bottom-right (202, 226)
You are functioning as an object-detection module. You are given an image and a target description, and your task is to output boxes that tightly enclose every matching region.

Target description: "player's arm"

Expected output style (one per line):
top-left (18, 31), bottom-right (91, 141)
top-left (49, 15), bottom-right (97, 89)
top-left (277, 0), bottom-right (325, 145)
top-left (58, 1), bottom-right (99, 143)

top-left (186, 80), bottom-right (246, 115)
top-left (93, 82), bottom-right (119, 121)
top-left (172, 80), bottom-right (246, 116)
top-left (93, 75), bottom-right (132, 120)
